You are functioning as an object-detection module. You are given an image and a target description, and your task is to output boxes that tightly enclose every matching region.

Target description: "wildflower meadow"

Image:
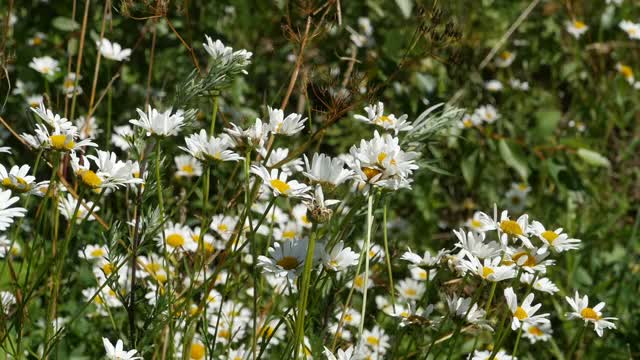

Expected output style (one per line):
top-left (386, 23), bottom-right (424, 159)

top-left (0, 0), bottom-right (638, 359)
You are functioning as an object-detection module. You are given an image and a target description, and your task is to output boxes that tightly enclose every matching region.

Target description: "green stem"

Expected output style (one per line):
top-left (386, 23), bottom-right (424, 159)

top-left (359, 193), bottom-right (374, 336)
top-left (293, 223), bottom-right (319, 359)
top-left (210, 96), bottom-right (219, 135)
top-left (567, 324), bottom-right (586, 359)
top-left (381, 196), bottom-right (396, 311)
top-left (512, 323), bottom-right (524, 357)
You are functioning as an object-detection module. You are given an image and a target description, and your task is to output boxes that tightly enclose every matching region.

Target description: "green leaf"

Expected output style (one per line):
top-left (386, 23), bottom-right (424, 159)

top-left (498, 139), bottom-right (529, 180)
top-left (461, 151), bottom-right (478, 188)
top-left (52, 17), bottom-right (80, 32)
top-left (534, 109), bottom-right (561, 138)
top-left (395, 0), bottom-right (413, 18)
top-left (576, 148), bottom-right (611, 168)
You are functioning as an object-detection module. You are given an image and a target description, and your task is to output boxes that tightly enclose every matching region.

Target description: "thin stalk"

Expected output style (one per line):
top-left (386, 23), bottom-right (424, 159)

top-left (381, 196), bottom-right (395, 311)
top-left (210, 96), bottom-right (218, 135)
top-left (512, 323), bottom-right (524, 357)
top-left (359, 194), bottom-right (374, 336)
top-left (293, 223), bottom-right (319, 360)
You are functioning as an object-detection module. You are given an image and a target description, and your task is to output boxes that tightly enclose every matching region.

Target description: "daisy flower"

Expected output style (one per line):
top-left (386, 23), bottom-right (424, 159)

top-left (566, 20), bottom-right (588, 39)
top-left (1, 291), bottom-right (16, 314)
top-left (504, 287), bottom-right (550, 330)
top-left (174, 155), bottom-right (203, 178)
top-left (510, 78), bottom-right (530, 91)
top-left (111, 125), bottom-right (134, 151)
top-left (565, 291), bottom-right (618, 336)
top-left (26, 95), bottom-right (43, 108)
top-left (322, 240), bottom-right (359, 272)
top-left (505, 247), bottom-right (554, 273)
top-left (158, 222), bottom-right (197, 252)
top-left (267, 106), bottom-right (306, 135)
top-left (453, 229), bottom-right (501, 259)
top-left (71, 151), bottom-right (143, 190)
top-left (0, 235), bottom-right (21, 258)
top-left (473, 105), bottom-right (500, 124)
top-left (323, 345), bottom-right (356, 360)
top-left (260, 147), bottom-right (304, 175)
top-left (180, 130), bottom-right (242, 163)
top-left (0, 190), bottom-right (27, 231)
top-left (58, 193), bottom-right (99, 222)
top-left (251, 165), bottom-right (311, 198)
top-left (484, 79), bottom-right (503, 92)
top-left (401, 248), bottom-right (449, 268)
top-left (102, 338), bottom-right (142, 360)
top-left (257, 238), bottom-right (309, 282)
top-left (458, 255), bottom-right (516, 282)
top-left (75, 116), bottom-right (101, 139)
top-left (350, 273), bottom-right (374, 292)
top-left (62, 73), bottom-right (82, 98)
top-left (203, 35), bottom-right (252, 66)
top-left (619, 20), bottom-right (640, 40)
top-left (362, 325), bottom-right (390, 355)
top-left (354, 102), bottom-right (413, 134)
top-left (0, 164), bottom-right (48, 195)
top-left (470, 349), bottom-right (515, 360)
top-left (0, 147), bottom-right (9, 154)
top-left (616, 63), bottom-right (635, 84)
top-left (97, 38), bottom-right (132, 61)
top-left (495, 50), bottom-right (516, 68)
top-left (336, 307), bottom-right (362, 327)
top-left (29, 56), bottom-right (59, 76)
top-left (210, 214), bottom-right (237, 241)
top-left (225, 118), bottom-right (269, 150)
top-left (496, 210), bottom-right (533, 248)
top-left (396, 278), bottom-right (426, 300)
top-left (130, 105), bottom-right (186, 137)
top-left (78, 244), bottom-right (109, 261)
top-left (464, 211), bottom-right (496, 233)
top-left (291, 204), bottom-right (312, 228)
top-left (446, 294), bottom-right (489, 327)
top-left (28, 32), bottom-right (46, 46)
top-left (520, 273), bottom-right (559, 295)
top-left (303, 153), bottom-right (353, 188)
top-left (523, 322), bottom-right (553, 344)
top-left (457, 113), bottom-right (482, 129)
top-left (529, 221), bottom-right (581, 253)
top-left (22, 123), bottom-right (96, 152)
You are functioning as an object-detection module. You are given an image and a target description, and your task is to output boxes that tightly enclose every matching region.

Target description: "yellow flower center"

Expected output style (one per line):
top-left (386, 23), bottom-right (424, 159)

top-left (500, 51), bottom-right (512, 60)
top-left (217, 224), bottom-right (228, 232)
top-left (32, 36), bottom-right (43, 46)
top-left (190, 343), bottom-right (205, 359)
top-left (276, 256), bottom-right (299, 270)
top-left (102, 263), bottom-right (114, 275)
top-left (354, 275), bottom-right (364, 288)
top-left (41, 66), bottom-right (50, 74)
top-left (301, 215), bottom-right (310, 224)
top-left (482, 266), bottom-right (494, 279)
top-left (581, 307), bottom-right (600, 320)
top-left (377, 152), bottom-right (387, 163)
top-left (471, 219), bottom-right (482, 228)
top-left (49, 134), bottom-right (75, 151)
top-left (166, 233), bottom-right (185, 248)
top-left (362, 167), bottom-right (381, 180)
top-left (270, 179), bottom-right (290, 194)
top-left (344, 314), bottom-right (353, 322)
top-left (218, 329), bottom-right (231, 339)
top-left (500, 220), bottom-right (523, 236)
top-left (574, 21), bottom-right (586, 29)
top-left (79, 170), bottom-right (102, 188)
top-left (528, 326), bottom-right (544, 336)
top-left (514, 306), bottom-right (528, 320)
top-left (181, 164), bottom-right (194, 175)
top-left (404, 288), bottom-right (417, 297)
top-left (463, 119), bottom-right (473, 128)
top-left (282, 230), bottom-right (296, 239)
top-left (2, 177), bottom-right (30, 192)
top-left (618, 65), bottom-right (633, 79)
top-left (541, 230), bottom-right (559, 245)
top-left (366, 336), bottom-right (380, 346)
top-left (375, 115), bottom-right (393, 124)
top-left (90, 248), bottom-right (105, 257)
top-left (513, 251), bottom-right (536, 267)
top-left (63, 79), bottom-right (75, 90)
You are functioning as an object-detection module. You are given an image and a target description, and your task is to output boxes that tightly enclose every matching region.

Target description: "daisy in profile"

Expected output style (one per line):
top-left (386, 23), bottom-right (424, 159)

top-left (225, 118), bottom-right (269, 150)
top-left (529, 221), bottom-right (581, 253)
top-left (29, 56), bottom-right (59, 76)
top-left (267, 106), bottom-right (306, 136)
top-left (565, 291), bottom-right (618, 336)
top-left (26, 95), bottom-right (43, 108)
top-left (97, 38), bottom-right (132, 61)
top-left (0, 164), bottom-right (48, 195)
top-left (78, 244), bottom-right (109, 261)
top-left (0, 147), bottom-right (9, 154)
top-left (495, 50), bottom-right (516, 68)
top-left (303, 153), bottom-right (353, 188)
top-left (22, 123), bottom-right (96, 153)
top-left (58, 194), bottom-right (100, 223)
top-left (484, 79), bottom-right (503, 92)
top-left (102, 338), bottom-right (142, 360)
top-left (505, 248), bottom-right (554, 273)
top-left (335, 308), bottom-right (362, 327)
top-left (453, 229), bottom-right (501, 259)
top-left (203, 35), bottom-right (252, 66)
top-left (504, 287), bottom-right (550, 330)
top-left (257, 238), bottom-right (309, 283)
top-left (523, 322), bottom-right (553, 344)
top-left (401, 248), bottom-right (449, 268)
top-left (260, 147), bottom-right (303, 175)
top-left (619, 20), bottom-right (640, 40)
top-left (446, 294), bottom-right (489, 327)
top-left (566, 20), bottom-right (588, 39)
top-left (130, 105), bottom-right (186, 137)
top-left (70, 151), bottom-right (143, 190)
top-left (520, 273), bottom-right (559, 294)
top-left (458, 255), bottom-right (516, 282)
top-left (62, 73), bottom-right (83, 98)
top-left (0, 236), bottom-right (21, 258)
top-left (321, 240), bottom-right (359, 272)
top-left (251, 165), bottom-right (311, 198)
top-left (615, 63), bottom-right (635, 84)
top-left (354, 102), bottom-right (413, 134)
top-left (464, 211), bottom-right (496, 233)
top-left (174, 155), bottom-right (202, 178)
top-left (1, 291), bottom-right (16, 314)
top-left (111, 125), bottom-right (134, 151)
top-left (180, 130), bottom-right (242, 163)
top-left (0, 190), bottom-right (27, 231)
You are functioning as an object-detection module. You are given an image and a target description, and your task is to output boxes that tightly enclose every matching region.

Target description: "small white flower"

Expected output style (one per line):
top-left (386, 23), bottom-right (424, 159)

top-left (267, 106), bottom-right (306, 135)
top-left (102, 338), bottom-right (142, 360)
top-left (354, 102), bottom-right (413, 134)
top-left (0, 164), bottom-right (48, 195)
top-left (509, 78), bottom-right (530, 91)
top-left (58, 193), bottom-right (100, 223)
top-left (0, 189), bottom-right (27, 231)
top-left (565, 291), bottom-right (618, 337)
top-left (401, 248), bottom-right (449, 268)
top-left (458, 113), bottom-right (482, 129)
top-left (322, 240), bottom-right (359, 272)
top-left (257, 238), bottom-right (309, 283)
top-left (1, 291), bottom-right (16, 314)
top-left (470, 349), bottom-right (515, 360)
top-left (62, 73), bottom-right (83, 98)
top-left (323, 345), bottom-right (356, 360)
top-left (158, 222), bottom-right (197, 252)
top-left (473, 105), bottom-right (500, 123)
top-left (29, 56), bottom-right (59, 76)
top-left (303, 153), bottom-right (353, 188)
top-left (504, 287), bottom-right (550, 330)
top-left (130, 105), bottom-right (186, 137)
top-left (203, 35), bottom-right (252, 66)
top-left (97, 38), bottom-right (132, 61)
top-left (180, 129), bottom-right (242, 163)
top-left (616, 63), bottom-right (635, 84)
top-left (26, 95), bottom-right (43, 108)
top-left (362, 325), bottom-right (390, 355)
top-left (529, 221), bottom-right (581, 253)
top-left (485, 79), bottom-right (503, 92)
top-left (458, 254), bottom-right (516, 282)
top-left (566, 20), bottom-right (589, 39)
top-left (396, 278), bottom-right (425, 300)
top-left (523, 322), bottom-right (553, 343)
top-left (453, 229), bottom-right (501, 259)
top-left (174, 155), bottom-right (203, 178)
top-left (520, 273), bottom-right (559, 294)
top-left (225, 118), bottom-right (269, 149)
top-left (619, 20), bottom-right (640, 40)
top-left (251, 165), bottom-right (311, 198)
top-left (112, 125), bottom-right (134, 151)
top-left (495, 51), bottom-right (516, 68)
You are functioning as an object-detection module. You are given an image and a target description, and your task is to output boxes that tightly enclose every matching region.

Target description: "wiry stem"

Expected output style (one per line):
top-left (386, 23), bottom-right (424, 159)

top-left (359, 193), bottom-right (374, 336)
